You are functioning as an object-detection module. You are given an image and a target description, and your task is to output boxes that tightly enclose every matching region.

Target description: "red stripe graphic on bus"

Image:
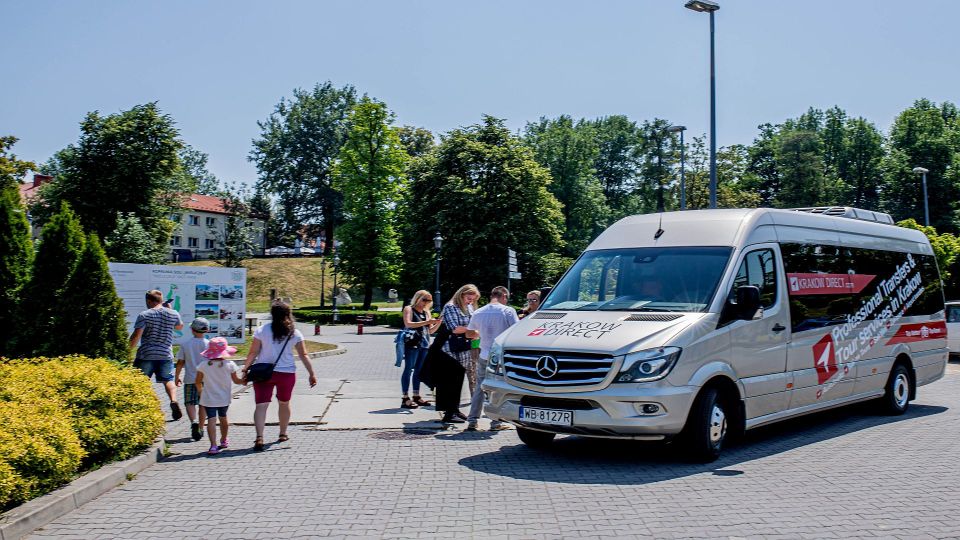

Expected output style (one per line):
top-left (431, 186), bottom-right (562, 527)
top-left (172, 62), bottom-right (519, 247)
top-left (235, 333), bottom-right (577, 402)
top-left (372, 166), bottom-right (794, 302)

top-left (787, 273), bottom-right (876, 295)
top-left (812, 333), bottom-right (838, 384)
top-left (885, 320), bottom-right (947, 345)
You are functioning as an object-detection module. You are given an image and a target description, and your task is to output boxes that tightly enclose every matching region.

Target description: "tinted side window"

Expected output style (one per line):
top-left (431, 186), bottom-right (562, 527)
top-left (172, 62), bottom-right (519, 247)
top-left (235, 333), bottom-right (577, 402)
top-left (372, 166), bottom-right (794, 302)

top-left (730, 249), bottom-right (778, 309)
top-left (781, 243), bottom-right (853, 332)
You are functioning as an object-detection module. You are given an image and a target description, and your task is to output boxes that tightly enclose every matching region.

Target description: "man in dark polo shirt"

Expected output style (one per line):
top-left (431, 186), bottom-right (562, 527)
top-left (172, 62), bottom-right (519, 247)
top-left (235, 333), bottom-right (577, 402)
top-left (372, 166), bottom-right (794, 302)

top-left (130, 289), bottom-right (185, 420)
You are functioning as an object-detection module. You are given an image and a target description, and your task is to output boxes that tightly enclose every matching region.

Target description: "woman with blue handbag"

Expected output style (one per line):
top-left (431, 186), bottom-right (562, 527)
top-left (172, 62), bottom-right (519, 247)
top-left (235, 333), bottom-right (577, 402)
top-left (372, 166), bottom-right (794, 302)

top-left (399, 290), bottom-right (442, 409)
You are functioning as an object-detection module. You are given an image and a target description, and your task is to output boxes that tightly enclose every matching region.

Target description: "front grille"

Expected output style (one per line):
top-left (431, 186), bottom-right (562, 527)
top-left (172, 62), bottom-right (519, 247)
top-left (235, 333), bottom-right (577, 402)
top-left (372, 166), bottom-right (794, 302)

top-left (504, 350), bottom-right (615, 387)
top-left (520, 396), bottom-right (595, 410)
top-left (532, 312), bottom-right (566, 320)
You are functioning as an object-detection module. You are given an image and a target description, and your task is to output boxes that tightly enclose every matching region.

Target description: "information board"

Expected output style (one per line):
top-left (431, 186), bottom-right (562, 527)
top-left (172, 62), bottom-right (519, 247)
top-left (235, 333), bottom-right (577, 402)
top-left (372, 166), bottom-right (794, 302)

top-left (108, 263), bottom-right (247, 344)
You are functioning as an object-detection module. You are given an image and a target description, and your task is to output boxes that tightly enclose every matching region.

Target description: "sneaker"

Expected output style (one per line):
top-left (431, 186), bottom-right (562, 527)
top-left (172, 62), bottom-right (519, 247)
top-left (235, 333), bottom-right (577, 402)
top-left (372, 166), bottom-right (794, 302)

top-left (170, 402), bottom-right (183, 421)
top-left (489, 423), bottom-right (512, 431)
top-left (465, 422), bottom-right (478, 431)
top-left (191, 423), bottom-right (202, 441)
top-left (441, 413), bottom-right (465, 424)
top-left (218, 438), bottom-right (229, 449)
top-left (207, 445), bottom-right (220, 455)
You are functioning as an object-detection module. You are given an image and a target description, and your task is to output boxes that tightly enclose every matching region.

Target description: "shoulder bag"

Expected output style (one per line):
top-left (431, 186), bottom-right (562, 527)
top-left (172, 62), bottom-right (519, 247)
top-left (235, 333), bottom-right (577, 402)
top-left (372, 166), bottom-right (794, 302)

top-left (246, 333), bottom-right (293, 383)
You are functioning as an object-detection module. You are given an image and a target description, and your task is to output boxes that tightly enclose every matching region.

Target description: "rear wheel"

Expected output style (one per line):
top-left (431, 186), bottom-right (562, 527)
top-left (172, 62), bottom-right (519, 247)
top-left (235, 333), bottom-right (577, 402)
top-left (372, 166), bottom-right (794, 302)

top-left (683, 387), bottom-right (728, 463)
top-left (879, 363), bottom-right (911, 415)
top-left (517, 427), bottom-right (556, 448)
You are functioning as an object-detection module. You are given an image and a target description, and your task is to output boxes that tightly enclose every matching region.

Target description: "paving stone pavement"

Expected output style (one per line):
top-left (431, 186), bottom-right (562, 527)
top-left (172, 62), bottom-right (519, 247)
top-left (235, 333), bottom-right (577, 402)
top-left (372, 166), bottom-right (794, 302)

top-left (27, 325), bottom-right (960, 539)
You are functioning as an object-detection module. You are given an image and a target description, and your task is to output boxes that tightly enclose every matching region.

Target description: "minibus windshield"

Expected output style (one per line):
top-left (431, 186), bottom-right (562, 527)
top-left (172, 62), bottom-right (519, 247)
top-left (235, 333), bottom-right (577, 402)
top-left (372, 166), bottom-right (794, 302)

top-left (541, 247), bottom-right (733, 312)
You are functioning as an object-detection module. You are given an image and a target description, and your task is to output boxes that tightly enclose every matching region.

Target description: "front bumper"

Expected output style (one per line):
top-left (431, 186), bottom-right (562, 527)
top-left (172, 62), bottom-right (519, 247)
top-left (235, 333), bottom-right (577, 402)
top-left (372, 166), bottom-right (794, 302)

top-left (482, 375), bottom-right (697, 440)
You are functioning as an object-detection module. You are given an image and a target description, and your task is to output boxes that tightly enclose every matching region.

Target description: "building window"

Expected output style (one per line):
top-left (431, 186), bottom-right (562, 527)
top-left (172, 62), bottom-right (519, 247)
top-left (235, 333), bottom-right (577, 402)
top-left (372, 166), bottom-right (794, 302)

top-left (170, 213), bottom-right (181, 222)
top-left (188, 237), bottom-right (198, 248)
top-left (205, 239), bottom-right (215, 250)
top-left (170, 235), bottom-right (181, 247)
top-left (189, 215), bottom-right (199, 226)
top-left (206, 217), bottom-right (216, 227)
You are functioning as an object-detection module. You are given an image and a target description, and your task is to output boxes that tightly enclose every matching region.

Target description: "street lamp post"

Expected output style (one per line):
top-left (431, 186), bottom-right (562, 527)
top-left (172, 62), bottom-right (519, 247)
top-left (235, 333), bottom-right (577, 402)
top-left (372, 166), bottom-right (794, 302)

top-left (331, 254), bottom-right (341, 322)
top-left (320, 257), bottom-right (327, 308)
top-left (685, 0), bottom-right (719, 209)
top-left (913, 166), bottom-right (930, 226)
top-left (433, 232), bottom-right (443, 312)
top-left (667, 125), bottom-right (687, 210)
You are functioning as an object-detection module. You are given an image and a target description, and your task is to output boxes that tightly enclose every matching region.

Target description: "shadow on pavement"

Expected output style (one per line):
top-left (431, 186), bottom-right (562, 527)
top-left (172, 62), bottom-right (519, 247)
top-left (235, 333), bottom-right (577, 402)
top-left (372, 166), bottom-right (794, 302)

top-left (458, 402), bottom-right (947, 485)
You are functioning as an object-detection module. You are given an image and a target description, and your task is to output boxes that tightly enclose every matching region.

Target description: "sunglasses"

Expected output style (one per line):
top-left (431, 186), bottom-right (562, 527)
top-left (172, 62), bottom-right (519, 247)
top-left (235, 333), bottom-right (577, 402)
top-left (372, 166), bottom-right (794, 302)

top-left (421, 298), bottom-right (432, 303)
top-left (526, 298), bottom-right (539, 303)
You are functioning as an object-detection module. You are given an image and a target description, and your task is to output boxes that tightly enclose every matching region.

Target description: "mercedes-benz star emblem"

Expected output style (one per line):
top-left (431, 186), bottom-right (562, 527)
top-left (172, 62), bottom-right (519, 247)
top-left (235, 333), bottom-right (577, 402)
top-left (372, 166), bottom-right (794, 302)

top-left (535, 355), bottom-right (559, 379)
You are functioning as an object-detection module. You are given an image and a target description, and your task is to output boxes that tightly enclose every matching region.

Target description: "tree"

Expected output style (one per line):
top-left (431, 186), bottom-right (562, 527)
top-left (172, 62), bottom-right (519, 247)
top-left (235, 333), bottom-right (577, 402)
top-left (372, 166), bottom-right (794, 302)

top-left (844, 117), bottom-right (884, 208)
top-left (590, 115), bottom-right (641, 219)
top-left (399, 116), bottom-right (563, 298)
top-left (104, 213), bottom-right (168, 264)
top-left (53, 234), bottom-right (130, 364)
top-left (250, 82), bottom-right (357, 251)
top-left (17, 202), bottom-right (85, 357)
top-left (396, 126), bottom-right (435, 158)
top-left (882, 99), bottom-right (960, 232)
top-left (212, 190), bottom-right (263, 268)
top-left (896, 219), bottom-right (960, 287)
top-left (29, 103), bottom-right (183, 259)
top-left (332, 98), bottom-right (407, 309)
top-left (524, 116), bottom-right (608, 256)
top-left (773, 130), bottom-right (828, 207)
top-left (0, 136), bottom-right (36, 356)
top-left (637, 119), bottom-right (675, 213)
top-left (176, 145), bottom-right (221, 195)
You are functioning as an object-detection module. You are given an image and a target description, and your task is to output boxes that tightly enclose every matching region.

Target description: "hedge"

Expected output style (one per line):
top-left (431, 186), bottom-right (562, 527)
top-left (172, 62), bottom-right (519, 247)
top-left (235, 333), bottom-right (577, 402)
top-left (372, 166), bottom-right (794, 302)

top-left (293, 309), bottom-right (404, 328)
top-left (0, 355), bottom-right (165, 510)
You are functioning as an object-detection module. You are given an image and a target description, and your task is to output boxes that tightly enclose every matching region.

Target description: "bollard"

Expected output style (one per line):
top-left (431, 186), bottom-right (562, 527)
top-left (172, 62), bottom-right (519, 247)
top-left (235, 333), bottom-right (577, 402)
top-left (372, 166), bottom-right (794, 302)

top-left (357, 320), bottom-right (364, 335)
top-left (314, 322), bottom-right (321, 336)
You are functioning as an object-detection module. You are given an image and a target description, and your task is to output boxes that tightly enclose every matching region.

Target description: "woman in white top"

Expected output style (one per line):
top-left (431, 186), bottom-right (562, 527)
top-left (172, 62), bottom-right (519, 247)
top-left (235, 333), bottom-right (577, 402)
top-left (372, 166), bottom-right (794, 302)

top-left (242, 301), bottom-right (318, 451)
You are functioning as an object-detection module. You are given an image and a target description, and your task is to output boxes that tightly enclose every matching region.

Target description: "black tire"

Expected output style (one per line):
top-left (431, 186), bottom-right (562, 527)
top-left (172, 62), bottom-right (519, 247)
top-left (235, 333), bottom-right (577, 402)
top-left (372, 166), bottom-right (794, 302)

top-left (517, 427), bottom-right (556, 448)
top-left (682, 387), bottom-right (727, 463)
top-left (879, 363), bottom-right (911, 415)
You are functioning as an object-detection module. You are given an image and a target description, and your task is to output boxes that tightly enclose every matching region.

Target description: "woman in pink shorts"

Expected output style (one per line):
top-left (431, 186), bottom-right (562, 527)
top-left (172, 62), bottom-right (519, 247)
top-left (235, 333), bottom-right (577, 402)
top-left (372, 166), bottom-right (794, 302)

top-left (242, 301), bottom-right (318, 451)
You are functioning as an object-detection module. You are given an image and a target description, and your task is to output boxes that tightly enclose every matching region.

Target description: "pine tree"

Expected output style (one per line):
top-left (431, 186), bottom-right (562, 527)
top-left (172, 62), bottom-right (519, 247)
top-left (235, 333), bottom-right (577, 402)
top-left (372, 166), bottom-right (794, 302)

top-left (17, 202), bottom-right (85, 356)
top-left (0, 179), bottom-right (34, 357)
top-left (54, 234), bottom-right (130, 363)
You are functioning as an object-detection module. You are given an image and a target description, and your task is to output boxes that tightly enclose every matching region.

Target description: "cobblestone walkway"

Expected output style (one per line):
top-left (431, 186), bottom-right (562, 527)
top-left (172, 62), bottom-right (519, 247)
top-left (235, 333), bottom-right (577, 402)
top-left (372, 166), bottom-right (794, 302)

top-left (28, 325), bottom-right (960, 539)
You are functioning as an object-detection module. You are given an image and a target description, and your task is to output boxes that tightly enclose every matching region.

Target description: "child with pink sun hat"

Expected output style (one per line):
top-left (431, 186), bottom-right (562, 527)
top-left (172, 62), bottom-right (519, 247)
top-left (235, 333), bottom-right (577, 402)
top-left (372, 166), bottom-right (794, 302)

top-left (195, 337), bottom-right (245, 455)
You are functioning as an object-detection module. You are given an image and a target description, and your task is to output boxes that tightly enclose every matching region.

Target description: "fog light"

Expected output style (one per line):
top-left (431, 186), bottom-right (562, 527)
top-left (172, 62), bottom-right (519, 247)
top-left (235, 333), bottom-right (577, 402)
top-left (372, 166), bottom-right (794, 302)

top-left (642, 404), bottom-right (660, 414)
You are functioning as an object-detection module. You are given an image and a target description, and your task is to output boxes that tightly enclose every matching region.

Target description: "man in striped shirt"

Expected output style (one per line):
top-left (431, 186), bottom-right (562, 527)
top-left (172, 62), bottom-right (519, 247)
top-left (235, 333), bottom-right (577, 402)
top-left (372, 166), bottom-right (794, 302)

top-left (130, 289), bottom-right (185, 420)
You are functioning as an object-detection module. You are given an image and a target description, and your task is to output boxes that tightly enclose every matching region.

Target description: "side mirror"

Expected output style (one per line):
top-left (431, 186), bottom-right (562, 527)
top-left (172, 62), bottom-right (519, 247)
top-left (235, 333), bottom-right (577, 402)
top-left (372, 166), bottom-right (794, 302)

top-left (735, 285), bottom-right (762, 320)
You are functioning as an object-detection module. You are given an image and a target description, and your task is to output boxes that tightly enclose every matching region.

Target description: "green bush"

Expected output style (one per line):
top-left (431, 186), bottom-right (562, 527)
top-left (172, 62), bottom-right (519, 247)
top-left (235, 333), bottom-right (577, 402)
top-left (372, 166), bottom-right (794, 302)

top-left (293, 309), bottom-right (403, 328)
top-left (0, 355), bottom-right (164, 509)
top-left (0, 400), bottom-right (85, 509)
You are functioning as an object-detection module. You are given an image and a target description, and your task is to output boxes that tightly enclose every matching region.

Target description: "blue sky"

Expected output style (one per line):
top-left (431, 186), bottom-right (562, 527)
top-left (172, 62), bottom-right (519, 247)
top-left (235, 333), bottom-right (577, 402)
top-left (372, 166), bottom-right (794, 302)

top-left (3, 1), bottom-right (958, 186)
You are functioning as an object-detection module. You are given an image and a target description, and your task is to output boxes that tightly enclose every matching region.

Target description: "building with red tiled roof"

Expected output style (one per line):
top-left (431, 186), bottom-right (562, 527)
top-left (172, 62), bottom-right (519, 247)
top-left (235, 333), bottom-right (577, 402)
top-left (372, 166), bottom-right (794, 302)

top-left (170, 194), bottom-right (266, 261)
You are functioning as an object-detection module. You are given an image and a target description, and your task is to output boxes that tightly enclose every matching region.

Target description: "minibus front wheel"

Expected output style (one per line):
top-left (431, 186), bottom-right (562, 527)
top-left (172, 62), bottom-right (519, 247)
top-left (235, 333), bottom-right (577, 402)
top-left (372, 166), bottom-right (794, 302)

top-left (517, 427), bottom-right (556, 448)
top-left (682, 387), bottom-right (729, 463)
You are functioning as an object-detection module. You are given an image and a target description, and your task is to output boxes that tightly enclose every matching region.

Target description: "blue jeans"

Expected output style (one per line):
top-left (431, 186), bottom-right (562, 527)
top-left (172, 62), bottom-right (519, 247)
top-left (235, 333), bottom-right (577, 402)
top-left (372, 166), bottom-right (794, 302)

top-left (401, 346), bottom-right (429, 395)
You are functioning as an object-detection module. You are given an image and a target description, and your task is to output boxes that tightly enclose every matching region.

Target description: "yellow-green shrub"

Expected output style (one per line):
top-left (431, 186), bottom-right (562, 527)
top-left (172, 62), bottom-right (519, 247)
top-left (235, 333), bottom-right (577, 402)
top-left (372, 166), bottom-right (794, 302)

top-left (0, 356), bottom-right (164, 466)
top-left (0, 400), bottom-right (84, 509)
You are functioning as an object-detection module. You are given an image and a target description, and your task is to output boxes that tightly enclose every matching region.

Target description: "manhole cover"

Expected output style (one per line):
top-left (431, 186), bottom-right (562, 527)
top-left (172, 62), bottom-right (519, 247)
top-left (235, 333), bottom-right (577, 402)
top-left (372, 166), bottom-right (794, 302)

top-left (368, 430), bottom-right (435, 440)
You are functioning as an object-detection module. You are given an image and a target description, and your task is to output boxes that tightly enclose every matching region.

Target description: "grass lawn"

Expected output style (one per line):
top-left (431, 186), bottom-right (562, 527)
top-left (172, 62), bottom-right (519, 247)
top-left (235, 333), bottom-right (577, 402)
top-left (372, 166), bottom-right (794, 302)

top-left (173, 336), bottom-right (336, 360)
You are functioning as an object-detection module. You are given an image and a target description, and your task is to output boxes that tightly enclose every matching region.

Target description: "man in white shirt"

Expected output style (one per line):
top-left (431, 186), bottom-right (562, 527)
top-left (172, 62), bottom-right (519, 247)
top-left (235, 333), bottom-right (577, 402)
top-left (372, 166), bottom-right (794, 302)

top-left (466, 286), bottom-right (519, 431)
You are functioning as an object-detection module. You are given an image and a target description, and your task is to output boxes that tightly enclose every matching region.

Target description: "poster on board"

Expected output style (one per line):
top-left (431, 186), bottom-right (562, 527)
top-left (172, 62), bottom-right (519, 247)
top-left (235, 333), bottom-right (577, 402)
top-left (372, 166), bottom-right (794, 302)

top-left (108, 263), bottom-right (247, 344)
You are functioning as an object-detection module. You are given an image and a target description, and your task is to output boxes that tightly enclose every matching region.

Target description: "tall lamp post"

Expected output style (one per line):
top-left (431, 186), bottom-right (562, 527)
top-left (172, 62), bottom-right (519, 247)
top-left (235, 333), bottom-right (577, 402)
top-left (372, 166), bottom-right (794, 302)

top-left (433, 232), bottom-right (443, 312)
top-left (685, 0), bottom-right (719, 209)
top-left (913, 167), bottom-right (930, 226)
top-left (667, 125), bottom-right (687, 209)
top-left (331, 254), bottom-right (341, 322)
top-left (320, 257), bottom-right (327, 308)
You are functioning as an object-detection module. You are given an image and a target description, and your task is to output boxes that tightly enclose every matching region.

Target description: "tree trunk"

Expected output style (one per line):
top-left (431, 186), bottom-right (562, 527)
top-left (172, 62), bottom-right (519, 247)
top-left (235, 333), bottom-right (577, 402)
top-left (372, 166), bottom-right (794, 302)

top-left (363, 284), bottom-right (373, 310)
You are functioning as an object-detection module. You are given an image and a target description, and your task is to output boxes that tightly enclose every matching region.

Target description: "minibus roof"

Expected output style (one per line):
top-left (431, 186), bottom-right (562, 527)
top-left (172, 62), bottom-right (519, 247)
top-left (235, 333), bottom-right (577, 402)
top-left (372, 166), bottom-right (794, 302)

top-left (588, 208), bottom-right (931, 254)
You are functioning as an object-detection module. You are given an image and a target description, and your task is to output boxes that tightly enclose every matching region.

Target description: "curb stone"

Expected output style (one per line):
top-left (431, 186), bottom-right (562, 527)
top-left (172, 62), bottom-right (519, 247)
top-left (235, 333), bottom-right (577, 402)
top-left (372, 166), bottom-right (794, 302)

top-left (307, 345), bottom-right (347, 360)
top-left (0, 437), bottom-right (165, 540)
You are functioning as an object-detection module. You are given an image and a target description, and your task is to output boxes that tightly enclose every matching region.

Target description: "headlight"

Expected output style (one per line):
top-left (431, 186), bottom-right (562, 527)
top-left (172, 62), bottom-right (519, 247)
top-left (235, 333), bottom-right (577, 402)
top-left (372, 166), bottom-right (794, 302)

top-left (615, 347), bottom-right (681, 383)
top-left (487, 342), bottom-right (504, 375)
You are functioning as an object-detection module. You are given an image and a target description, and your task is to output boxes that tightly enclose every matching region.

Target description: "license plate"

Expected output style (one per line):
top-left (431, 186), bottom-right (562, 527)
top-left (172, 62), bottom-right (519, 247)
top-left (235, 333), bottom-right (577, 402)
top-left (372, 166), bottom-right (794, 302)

top-left (519, 406), bottom-right (573, 426)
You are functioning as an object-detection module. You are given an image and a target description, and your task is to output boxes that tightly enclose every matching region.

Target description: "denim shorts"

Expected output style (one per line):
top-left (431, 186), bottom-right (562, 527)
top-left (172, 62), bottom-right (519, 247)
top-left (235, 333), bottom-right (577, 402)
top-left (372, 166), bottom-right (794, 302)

top-left (134, 359), bottom-right (175, 383)
top-left (205, 406), bottom-right (229, 419)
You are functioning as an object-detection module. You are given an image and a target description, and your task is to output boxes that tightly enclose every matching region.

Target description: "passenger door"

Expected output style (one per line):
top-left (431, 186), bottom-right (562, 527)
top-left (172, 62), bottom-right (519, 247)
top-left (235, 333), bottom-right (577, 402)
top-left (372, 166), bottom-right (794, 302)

top-left (726, 245), bottom-right (791, 419)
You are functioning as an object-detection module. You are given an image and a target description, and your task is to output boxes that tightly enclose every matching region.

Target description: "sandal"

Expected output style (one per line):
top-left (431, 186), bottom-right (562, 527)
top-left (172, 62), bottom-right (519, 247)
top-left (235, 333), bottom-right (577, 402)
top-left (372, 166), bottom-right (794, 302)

top-left (400, 397), bottom-right (419, 409)
top-left (253, 437), bottom-right (264, 452)
top-left (412, 396), bottom-right (432, 406)
top-left (278, 434), bottom-right (289, 443)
